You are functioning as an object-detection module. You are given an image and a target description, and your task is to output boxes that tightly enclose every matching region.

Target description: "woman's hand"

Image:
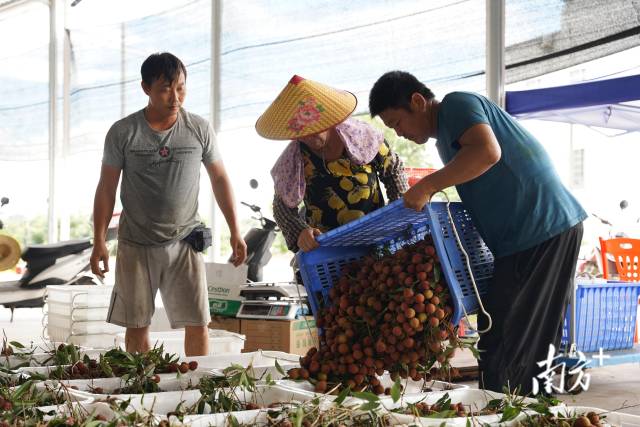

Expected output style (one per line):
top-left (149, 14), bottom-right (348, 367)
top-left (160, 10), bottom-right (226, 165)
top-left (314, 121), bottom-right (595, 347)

top-left (298, 227), bottom-right (321, 252)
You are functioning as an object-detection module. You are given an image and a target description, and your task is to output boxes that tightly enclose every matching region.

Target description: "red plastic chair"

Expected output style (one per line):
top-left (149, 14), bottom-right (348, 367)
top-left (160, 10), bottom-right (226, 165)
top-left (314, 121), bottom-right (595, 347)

top-left (404, 167), bottom-right (437, 187)
top-left (599, 237), bottom-right (640, 281)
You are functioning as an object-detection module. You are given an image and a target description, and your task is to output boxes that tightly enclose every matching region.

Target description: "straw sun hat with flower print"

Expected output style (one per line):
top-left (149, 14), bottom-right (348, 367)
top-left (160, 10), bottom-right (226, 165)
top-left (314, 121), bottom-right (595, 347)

top-left (255, 75), bottom-right (357, 140)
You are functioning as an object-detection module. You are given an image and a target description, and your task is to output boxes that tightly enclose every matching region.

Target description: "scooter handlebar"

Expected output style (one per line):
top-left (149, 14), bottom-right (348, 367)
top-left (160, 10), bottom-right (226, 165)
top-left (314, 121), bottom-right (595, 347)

top-left (241, 201), bottom-right (261, 213)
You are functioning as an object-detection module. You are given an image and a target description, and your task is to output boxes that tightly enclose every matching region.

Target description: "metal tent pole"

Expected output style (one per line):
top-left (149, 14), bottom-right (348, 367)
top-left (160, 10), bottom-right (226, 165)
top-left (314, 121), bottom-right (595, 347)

top-left (486, 0), bottom-right (505, 107)
top-left (209, 0), bottom-right (222, 261)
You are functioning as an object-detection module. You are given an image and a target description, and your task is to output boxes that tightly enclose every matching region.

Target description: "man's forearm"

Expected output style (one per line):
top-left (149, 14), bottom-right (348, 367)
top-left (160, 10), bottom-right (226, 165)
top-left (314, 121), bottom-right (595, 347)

top-left (212, 175), bottom-right (240, 235)
top-left (422, 144), bottom-right (499, 194)
top-left (93, 184), bottom-right (116, 244)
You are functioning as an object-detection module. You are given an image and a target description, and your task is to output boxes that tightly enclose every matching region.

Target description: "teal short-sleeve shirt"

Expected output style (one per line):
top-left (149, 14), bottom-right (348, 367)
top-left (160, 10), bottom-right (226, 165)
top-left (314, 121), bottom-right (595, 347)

top-left (435, 92), bottom-right (586, 257)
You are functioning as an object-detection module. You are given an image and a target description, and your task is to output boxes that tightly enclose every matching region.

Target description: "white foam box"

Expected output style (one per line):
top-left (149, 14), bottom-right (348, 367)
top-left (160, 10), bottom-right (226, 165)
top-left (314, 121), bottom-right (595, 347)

top-left (1, 346), bottom-right (100, 370)
top-left (47, 319), bottom-right (123, 349)
top-left (276, 377), bottom-right (467, 396)
top-left (554, 406), bottom-right (640, 427)
top-left (39, 402), bottom-right (115, 423)
top-left (48, 301), bottom-right (109, 321)
top-left (115, 329), bottom-right (245, 357)
top-left (182, 350), bottom-right (300, 370)
top-left (48, 313), bottom-right (122, 336)
top-left (181, 409), bottom-right (263, 427)
top-left (377, 374), bottom-right (469, 393)
top-left (65, 334), bottom-right (119, 349)
top-left (179, 384), bottom-right (317, 419)
top-left (68, 387), bottom-right (203, 416)
top-left (379, 389), bottom-right (538, 426)
top-left (68, 383), bottom-right (313, 416)
top-left (46, 285), bottom-right (114, 307)
top-left (205, 262), bottom-right (247, 317)
top-left (37, 370), bottom-right (211, 393)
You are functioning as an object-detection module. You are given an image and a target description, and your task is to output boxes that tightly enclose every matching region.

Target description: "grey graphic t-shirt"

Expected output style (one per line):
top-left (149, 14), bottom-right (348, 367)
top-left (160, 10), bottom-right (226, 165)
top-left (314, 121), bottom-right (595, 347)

top-left (102, 108), bottom-right (220, 246)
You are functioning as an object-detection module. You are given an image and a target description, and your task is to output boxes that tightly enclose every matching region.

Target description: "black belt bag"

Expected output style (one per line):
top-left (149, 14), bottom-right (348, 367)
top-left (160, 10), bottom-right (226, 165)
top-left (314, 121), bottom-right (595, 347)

top-left (183, 224), bottom-right (212, 252)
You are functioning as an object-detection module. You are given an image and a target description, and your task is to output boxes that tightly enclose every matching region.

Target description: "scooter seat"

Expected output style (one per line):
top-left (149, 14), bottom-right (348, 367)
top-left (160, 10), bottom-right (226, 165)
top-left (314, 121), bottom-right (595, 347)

top-left (22, 239), bottom-right (92, 261)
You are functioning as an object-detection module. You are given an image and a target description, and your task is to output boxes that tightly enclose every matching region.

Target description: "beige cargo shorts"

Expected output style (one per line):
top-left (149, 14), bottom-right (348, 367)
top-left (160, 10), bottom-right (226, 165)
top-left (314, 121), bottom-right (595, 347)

top-left (107, 240), bottom-right (211, 329)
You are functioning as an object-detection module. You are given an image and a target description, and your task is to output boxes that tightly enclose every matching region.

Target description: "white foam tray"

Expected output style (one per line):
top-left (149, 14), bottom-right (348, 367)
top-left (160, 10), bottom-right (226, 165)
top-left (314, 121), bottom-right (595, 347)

top-left (378, 374), bottom-right (469, 393)
top-left (115, 330), bottom-right (246, 357)
top-left (550, 406), bottom-right (640, 427)
top-left (69, 383), bottom-right (315, 416)
top-left (0, 342), bottom-right (91, 368)
top-left (48, 314), bottom-right (122, 335)
top-left (276, 377), bottom-right (467, 397)
top-left (65, 376), bottom-right (204, 415)
top-left (182, 350), bottom-right (300, 370)
top-left (21, 364), bottom-right (213, 384)
top-left (380, 389), bottom-right (539, 426)
top-left (48, 300), bottom-right (110, 321)
top-left (180, 409), bottom-right (263, 427)
top-left (39, 402), bottom-right (116, 422)
top-left (46, 285), bottom-right (114, 307)
top-left (64, 334), bottom-right (120, 348)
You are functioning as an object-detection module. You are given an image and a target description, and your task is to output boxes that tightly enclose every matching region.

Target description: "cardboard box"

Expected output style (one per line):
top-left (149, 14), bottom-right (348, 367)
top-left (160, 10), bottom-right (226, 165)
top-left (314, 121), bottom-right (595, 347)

top-left (208, 316), bottom-right (241, 335)
top-left (205, 263), bottom-right (247, 317)
top-left (240, 317), bottom-right (318, 356)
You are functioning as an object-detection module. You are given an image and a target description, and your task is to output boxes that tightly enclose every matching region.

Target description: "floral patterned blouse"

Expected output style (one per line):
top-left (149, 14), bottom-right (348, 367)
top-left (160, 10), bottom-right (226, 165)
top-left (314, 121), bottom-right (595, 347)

top-left (273, 140), bottom-right (408, 252)
top-left (299, 142), bottom-right (390, 231)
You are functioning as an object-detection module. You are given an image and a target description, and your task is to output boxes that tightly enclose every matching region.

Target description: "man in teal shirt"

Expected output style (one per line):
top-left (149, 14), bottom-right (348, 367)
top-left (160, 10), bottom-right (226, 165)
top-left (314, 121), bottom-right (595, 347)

top-left (369, 71), bottom-right (586, 395)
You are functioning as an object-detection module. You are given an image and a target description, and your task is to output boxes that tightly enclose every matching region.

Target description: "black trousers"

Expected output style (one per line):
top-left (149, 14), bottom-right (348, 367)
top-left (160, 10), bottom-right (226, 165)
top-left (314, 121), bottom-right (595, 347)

top-left (478, 222), bottom-right (584, 395)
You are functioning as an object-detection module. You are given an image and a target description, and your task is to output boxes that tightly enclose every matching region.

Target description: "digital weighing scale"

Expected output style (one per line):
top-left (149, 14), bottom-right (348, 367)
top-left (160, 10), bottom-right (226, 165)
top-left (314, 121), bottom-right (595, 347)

top-left (237, 282), bottom-right (310, 320)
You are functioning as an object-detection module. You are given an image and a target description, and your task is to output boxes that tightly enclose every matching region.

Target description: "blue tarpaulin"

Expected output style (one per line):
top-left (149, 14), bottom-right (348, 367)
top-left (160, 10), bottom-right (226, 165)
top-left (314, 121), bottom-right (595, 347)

top-left (505, 74), bottom-right (640, 132)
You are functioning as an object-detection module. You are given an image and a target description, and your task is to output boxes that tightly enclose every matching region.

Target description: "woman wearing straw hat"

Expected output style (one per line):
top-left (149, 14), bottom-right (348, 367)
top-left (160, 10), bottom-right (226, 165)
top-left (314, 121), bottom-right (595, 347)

top-left (256, 75), bottom-right (408, 252)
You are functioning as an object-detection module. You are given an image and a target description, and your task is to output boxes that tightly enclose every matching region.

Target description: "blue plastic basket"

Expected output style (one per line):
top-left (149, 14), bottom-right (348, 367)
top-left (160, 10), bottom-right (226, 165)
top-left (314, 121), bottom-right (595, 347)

top-left (296, 200), bottom-right (495, 326)
top-left (561, 280), bottom-right (640, 353)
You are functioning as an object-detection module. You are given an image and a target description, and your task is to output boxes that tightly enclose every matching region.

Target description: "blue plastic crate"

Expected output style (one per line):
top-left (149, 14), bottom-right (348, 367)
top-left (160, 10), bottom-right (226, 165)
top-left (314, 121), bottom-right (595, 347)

top-left (296, 200), bottom-right (495, 326)
top-left (561, 280), bottom-right (640, 353)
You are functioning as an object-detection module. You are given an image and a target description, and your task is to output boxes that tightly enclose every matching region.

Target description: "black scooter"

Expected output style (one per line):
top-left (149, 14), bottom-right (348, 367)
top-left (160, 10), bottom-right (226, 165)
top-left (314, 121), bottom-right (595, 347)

top-left (0, 197), bottom-right (117, 319)
top-left (241, 200), bottom-right (279, 283)
top-left (232, 179), bottom-right (280, 283)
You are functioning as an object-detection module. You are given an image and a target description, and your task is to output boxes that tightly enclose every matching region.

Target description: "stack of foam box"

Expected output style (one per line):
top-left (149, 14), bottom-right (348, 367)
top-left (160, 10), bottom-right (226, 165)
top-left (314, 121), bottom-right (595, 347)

top-left (46, 284), bottom-right (123, 347)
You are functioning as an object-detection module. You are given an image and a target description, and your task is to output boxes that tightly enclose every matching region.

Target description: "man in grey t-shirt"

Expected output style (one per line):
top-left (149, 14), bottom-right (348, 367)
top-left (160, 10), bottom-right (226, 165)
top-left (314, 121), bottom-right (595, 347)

top-left (90, 52), bottom-right (246, 356)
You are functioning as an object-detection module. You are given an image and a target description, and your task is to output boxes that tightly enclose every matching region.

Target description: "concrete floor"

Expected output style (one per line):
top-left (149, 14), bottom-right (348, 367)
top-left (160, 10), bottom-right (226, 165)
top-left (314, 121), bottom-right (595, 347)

top-left (453, 348), bottom-right (640, 416)
top-left (1, 306), bottom-right (639, 417)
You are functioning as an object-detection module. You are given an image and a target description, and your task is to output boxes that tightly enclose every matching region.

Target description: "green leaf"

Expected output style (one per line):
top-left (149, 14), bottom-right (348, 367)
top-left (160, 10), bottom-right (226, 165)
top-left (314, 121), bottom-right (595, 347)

top-left (359, 401), bottom-right (380, 411)
top-left (485, 398), bottom-right (503, 411)
top-left (351, 391), bottom-right (380, 403)
top-left (295, 406), bottom-right (304, 427)
top-left (12, 379), bottom-right (33, 400)
top-left (228, 414), bottom-right (239, 427)
top-left (265, 372), bottom-right (274, 386)
top-left (84, 421), bottom-right (105, 427)
top-left (390, 378), bottom-right (402, 403)
top-left (9, 341), bottom-right (25, 349)
top-left (335, 386), bottom-right (351, 406)
top-left (274, 359), bottom-right (285, 375)
top-left (466, 418), bottom-right (471, 427)
top-left (426, 410), bottom-right (457, 418)
top-left (435, 392), bottom-right (451, 410)
top-left (144, 363), bottom-right (156, 377)
top-left (500, 405), bottom-right (522, 422)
